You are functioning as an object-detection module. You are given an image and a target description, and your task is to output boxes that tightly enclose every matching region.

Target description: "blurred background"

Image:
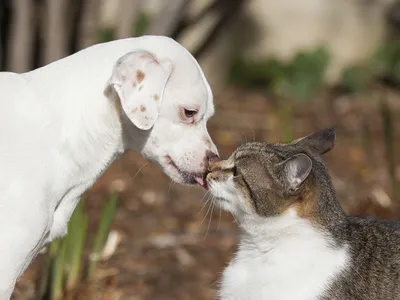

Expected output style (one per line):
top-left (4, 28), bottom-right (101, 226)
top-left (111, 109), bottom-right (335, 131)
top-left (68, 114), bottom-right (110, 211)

top-left (1, 0), bottom-right (400, 299)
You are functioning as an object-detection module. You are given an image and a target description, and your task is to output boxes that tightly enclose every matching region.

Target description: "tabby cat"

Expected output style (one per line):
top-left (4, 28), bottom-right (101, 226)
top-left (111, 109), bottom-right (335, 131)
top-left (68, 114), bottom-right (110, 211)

top-left (206, 128), bottom-right (400, 300)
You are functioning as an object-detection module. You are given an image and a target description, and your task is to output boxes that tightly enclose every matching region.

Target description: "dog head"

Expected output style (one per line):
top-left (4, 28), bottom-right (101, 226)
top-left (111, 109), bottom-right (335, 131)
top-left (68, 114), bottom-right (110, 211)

top-left (108, 49), bottom-right (218, 187)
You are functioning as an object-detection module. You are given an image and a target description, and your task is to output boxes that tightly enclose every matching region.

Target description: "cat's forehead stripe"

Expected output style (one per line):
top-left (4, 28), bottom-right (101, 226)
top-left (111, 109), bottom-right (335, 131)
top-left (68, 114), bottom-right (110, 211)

top-left (235, 143), bottom-right (289, 161)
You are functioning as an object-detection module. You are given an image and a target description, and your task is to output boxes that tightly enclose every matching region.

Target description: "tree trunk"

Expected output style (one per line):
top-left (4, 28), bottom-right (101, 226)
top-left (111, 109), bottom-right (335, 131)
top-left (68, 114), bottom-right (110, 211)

top-left (146, 0), bottom-right (190, 37)
top-left (78, 0), bottom-right (101, 50)
top-left (7, 0), bottom-right (34, 72)
top-left (42, 0), bottom-right (68, 65)
top-left (115, 0), bottom-right (141, 39)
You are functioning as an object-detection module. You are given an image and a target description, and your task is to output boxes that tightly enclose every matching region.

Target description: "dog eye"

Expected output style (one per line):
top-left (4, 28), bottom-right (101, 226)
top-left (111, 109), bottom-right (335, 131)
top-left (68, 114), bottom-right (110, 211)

top-left (184, 109), bottom-right (198, 118)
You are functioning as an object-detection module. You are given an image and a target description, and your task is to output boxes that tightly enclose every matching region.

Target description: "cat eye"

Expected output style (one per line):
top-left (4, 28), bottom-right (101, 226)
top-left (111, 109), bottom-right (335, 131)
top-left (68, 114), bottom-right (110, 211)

top-left (232, 166), bottom-right (238, 176)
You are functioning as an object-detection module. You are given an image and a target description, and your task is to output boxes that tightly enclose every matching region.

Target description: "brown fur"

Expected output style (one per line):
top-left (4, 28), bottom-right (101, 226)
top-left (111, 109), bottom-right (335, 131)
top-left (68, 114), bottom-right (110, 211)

top-left (282, 184), bottom-right (317, 224)
top-left (136, 70), bottom-right (145, 83)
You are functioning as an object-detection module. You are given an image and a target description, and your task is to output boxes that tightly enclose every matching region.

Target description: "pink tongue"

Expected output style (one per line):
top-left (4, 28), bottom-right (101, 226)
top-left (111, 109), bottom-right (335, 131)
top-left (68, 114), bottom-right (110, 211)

top-left (195, 177), bottom-right (206, 188)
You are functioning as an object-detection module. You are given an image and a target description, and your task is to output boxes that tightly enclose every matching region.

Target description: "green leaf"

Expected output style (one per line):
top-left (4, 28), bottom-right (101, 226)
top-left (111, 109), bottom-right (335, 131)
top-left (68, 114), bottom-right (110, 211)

top-left (228, 46), bottom-right (330, 100)
top-left (87, 193), bottom-right (118, 279)
top-left (98, 28), bottom-right (114, 43)
top-left (134, 12), bottom-right (150, 36)
top-left (283, 46), bottom-right (330, 100)
top-left (50, 239), bottom-right (68, 300)
top-left (340, 65), bottom-right (373, 93)
top-left (65, 199), bottom-right (88, 291)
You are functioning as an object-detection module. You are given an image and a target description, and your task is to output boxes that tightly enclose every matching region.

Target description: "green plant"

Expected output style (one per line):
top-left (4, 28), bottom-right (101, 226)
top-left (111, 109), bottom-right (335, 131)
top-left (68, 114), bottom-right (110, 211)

top-left (96, 11), bottom-right (150, 44)
top-left (87, 192), bottom-right (118, 279)
top-left (372, 42), bottom-right (400, 83)
top-left (280, 47), bottom-right (330, 100)
top-left (134, 12), bottom-right (150, 36)
top-left (37, 193), bottom-right (118, 300)
top-left (340, 65), bottom-right (374, 93)
top-left (98, 28), bottom-right (114, 43)
top-left (229, 58), bottom-right (285, 88)
top-left (228, 46), bottom-right (330, 100)
top-left (339, 41), bottom-right (400, 93)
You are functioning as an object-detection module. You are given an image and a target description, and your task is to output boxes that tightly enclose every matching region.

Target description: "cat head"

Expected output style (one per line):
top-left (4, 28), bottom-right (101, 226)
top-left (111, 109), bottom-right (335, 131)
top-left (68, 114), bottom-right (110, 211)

top-left (206, 128), bottom-right (336, 221)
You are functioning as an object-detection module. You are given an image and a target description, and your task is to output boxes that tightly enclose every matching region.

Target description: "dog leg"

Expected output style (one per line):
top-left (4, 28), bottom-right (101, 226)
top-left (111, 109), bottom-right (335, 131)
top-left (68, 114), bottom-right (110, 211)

top-left (47, 181), bottom-right (91, 244)
top-left (47, 196), bottom-right (81, 243)
top-left (0, 194), bottom-right (50, 299)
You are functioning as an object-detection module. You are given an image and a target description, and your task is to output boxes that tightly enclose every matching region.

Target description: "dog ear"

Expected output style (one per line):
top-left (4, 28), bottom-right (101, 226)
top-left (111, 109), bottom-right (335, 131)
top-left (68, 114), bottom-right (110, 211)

top-left (109, 51), bottom-right (172, 130)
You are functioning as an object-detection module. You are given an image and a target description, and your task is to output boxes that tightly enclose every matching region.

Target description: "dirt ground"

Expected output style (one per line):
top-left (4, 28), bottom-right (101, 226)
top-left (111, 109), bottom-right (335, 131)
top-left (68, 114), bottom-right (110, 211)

top-left (12, 86), bottom-right (400, 300)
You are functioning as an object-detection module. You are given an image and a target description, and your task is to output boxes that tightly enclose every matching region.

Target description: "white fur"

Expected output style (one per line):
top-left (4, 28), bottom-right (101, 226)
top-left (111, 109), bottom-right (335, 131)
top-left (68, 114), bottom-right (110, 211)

top-left (209, 177), bottom-right (348, 300)
top-left (0, 36), bottom-right (216, 299)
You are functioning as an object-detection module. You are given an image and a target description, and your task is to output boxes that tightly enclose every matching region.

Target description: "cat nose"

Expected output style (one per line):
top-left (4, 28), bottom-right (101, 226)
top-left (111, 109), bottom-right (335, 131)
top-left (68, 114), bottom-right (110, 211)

top-left (208, 161), bottom-right (222, 173)
top-left (207, 151), bottom-right (220, 164)
top-left (203, 151), bottom-right (220, 171)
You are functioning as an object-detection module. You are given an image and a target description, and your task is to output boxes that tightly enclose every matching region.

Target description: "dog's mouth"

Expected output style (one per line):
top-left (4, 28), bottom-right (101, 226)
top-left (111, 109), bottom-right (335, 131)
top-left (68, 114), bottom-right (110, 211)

top-left (165, 156), bottom-right (208, 189)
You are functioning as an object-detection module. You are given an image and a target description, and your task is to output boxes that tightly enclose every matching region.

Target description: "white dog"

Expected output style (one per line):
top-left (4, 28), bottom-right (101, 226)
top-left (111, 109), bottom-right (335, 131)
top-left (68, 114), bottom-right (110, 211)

top-left (0, 35), bottom-right (218, 298)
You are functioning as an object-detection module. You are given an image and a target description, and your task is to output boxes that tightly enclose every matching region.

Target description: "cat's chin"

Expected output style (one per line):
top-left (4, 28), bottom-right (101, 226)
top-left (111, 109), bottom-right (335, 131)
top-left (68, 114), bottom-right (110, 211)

top-left (214, 197), bottom-right (233, 212)
top-left (209, 193), bottom-right (246, 219)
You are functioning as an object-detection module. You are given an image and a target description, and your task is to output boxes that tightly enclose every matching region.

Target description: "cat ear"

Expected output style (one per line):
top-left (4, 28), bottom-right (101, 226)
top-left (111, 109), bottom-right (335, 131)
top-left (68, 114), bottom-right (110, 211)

top-left (281, 154), bottom-right (312, 192)
top-left (294, 127), bottom-right (336, 155)
top-left (109, 51), bottom-right (172, 130)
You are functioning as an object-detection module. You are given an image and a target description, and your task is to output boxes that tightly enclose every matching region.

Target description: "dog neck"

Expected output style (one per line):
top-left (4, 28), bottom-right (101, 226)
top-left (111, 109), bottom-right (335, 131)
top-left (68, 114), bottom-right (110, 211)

top-left (25, 39), bottom-right (157, 202)
top-left (105, 85), bottom-right (151, 153)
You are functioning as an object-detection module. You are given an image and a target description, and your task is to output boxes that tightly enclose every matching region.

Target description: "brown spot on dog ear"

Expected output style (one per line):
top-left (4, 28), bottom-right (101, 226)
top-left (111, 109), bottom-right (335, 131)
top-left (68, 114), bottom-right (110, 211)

top-left (140, 53), bottom-right (157, 62)
top-left (136, 70), bottom-right (145, 83)
top-left (153, 94), bottom-right (159, 101)
top-left (140, 105), bottom-right (146, 112)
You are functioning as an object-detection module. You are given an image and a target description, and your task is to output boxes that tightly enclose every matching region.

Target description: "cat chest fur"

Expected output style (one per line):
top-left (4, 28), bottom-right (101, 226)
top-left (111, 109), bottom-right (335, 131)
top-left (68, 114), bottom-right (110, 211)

top-left (219, 216), bottom-right (349, 300)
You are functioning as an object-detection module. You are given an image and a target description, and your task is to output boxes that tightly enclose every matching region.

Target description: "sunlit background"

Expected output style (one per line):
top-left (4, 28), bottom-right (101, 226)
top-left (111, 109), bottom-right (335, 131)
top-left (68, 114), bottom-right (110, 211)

top-left (1, 0), bottom-right (400, 299)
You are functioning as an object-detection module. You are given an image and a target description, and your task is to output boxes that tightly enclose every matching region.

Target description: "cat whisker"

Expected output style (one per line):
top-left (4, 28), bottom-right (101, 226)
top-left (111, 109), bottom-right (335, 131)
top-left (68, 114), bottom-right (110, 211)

top-left (168, 179), bottom-right (176, 194)
top-left (199, 194), bottom-right (213, 225)
top-left (197, 191), bottom-right (211, 216)
top-left (200, 190), bottom-right (211, 203)
top-left (204, 195), bottom-right (216, 240)
top-left (217, 202), bottom-right (222, 231)
top-left (131, 162), bottom-right (148, 180)
top-left (230, 211), bottom-right (239, 225)
top-left (239, 133), bottom-right (248, 146)
top-left (244, 119), bottom-right (256, 142)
